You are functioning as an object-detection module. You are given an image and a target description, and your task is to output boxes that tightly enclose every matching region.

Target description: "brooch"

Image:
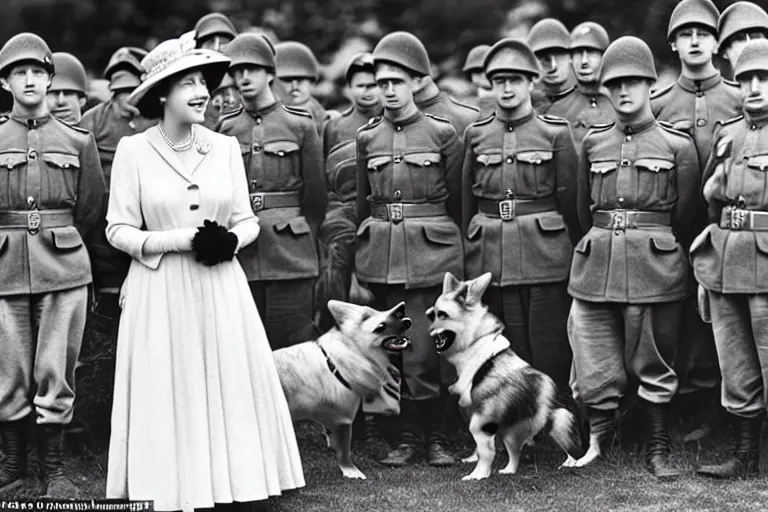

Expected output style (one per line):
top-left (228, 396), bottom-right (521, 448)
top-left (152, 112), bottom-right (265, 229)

top-left (196, 139), bottom-right (212, 155)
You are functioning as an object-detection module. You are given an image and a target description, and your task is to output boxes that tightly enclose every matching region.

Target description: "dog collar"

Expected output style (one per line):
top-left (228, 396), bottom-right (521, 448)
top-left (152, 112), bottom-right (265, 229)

top-left (316, 341), bottom-right (353, 390)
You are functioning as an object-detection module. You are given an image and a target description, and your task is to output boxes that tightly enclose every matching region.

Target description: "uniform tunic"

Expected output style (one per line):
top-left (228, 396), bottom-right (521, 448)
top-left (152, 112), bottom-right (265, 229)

top-left (461, 109), bottom-right (578, 388)
top-left (547, 85), bottom-right (615, 151)
top-left (416, 91), bottom-right (479, 140)
top-left (568, 115), bottom-right (700, 409)
top-left (322, 104), bottom-right (382, 157)
top-left (0, 113), bottom-right (105, 424)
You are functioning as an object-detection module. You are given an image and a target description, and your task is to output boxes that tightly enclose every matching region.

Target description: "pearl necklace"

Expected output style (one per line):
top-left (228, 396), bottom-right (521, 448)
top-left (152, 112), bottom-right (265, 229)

top-left (158, 124), bottom-right (195, 152)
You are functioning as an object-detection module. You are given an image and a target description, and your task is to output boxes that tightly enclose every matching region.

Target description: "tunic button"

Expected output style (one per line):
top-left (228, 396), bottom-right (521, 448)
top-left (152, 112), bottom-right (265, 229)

top-left (697, 119), bottom-right (706, 127)
top-left (393, 156), bottom-right (402, 163)
top-left (424, 160), bottom-right (431, 166)
top-left (396, 125), bottom-right (402, 131)
top-left (506, 157), bottom-right (513, 163)
top-left (508, 125), bottom-right (513, 132)
top-left (752, 125), bottom-right (758, 130)
top-left (252, 143), bottom-right (262, 153)
top-left (394, 190), bottom-right (401, 200)
top-left (256, 117), bottom-right (262, 125)
top-left (277, 151), bottom-right (285, 156)
top-left (621, 159), bottom-right (631, 167)
top-left (626, 135), bottom-right (632, 141)
top-left (128, 120), bottom-right (136, 130)
top-left (618, 197), bottom-right (624, 203)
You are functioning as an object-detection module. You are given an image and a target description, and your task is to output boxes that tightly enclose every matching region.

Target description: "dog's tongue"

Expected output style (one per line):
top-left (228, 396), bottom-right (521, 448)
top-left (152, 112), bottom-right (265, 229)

top-left (385, 336), bottom-right (411, 351)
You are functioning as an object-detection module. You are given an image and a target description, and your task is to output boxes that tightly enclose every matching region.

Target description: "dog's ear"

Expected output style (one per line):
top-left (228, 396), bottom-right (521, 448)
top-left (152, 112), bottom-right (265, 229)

top-left (454, 283), bottom-right (470, 306)
top-left (443, 272), bottom-right (461, 293)
top-left (327, 300), bottom-right (366, 327)
top-left (467, 273), bottom-right (493, 303)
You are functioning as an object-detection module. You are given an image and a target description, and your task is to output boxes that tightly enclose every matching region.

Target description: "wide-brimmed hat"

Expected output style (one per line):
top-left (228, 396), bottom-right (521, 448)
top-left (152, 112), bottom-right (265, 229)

top-left (129, 31), bottom-right (230, 111)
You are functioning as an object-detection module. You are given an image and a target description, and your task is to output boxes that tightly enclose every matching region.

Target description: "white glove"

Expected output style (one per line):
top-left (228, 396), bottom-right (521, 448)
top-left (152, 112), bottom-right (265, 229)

top-left (142, 228), bottom-right (197, 256)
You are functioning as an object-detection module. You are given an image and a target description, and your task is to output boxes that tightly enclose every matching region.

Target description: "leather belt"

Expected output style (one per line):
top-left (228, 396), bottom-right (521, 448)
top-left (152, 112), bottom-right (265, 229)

top-left (720, 207), bottom-right (768, 231)
top-left (592, 210), bottom-right (672, 230)
top-left (370, 202), bottom-right (447, 223)
top-left (0, 209), bottom-right (73, 234)
top-left (249, 191), bottom-right (301, 212)
top-left (477, 197), bottom-right (557, 221)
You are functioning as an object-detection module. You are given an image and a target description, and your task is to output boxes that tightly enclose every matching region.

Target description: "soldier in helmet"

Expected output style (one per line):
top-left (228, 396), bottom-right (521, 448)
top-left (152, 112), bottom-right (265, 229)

top-left (194, 12), bottom-right (237, 53)
top-left (528, 19), bottom-right (578, 115)
top-left (693, 38), bottom-right (768, 480)
top-left (718, 2), bottom-right (768, 77)
top-left (46, 52), bottom-right (87, 126)
top-left (563, 36), bottom-right (700, 479)
top-left (0, 32), bottom-right (105, 497)
top-left (207, 72), bottom-right (241, 128)
top-left (462, 44), bottom-right (495, 118)
top-left (275, 41), bottom-right (328, 136)
top-left (354, 32), bottom-right (465, 468)
top-left (566, 22), bottom-right (616, 149)
top-left (219, 33), bottom-right (326, 348)
top-left (461, 38), bottom-right (579, 393)
top-left (651, 0), bottom-right (741, 443)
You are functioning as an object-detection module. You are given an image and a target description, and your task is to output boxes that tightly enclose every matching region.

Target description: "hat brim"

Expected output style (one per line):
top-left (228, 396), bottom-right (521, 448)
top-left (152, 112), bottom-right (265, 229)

top-left (49, 78), bottom-right (86, 96)
top-left (129, 52), bottom-right (231, 109)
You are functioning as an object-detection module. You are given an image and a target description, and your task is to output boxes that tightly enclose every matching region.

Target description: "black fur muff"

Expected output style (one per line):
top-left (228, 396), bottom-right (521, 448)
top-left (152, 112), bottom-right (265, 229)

top-left (192, 219), bottom-right (238, 266)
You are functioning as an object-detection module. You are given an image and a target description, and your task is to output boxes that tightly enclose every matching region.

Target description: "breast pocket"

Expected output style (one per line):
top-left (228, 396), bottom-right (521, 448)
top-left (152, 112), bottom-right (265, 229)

top-left (42, 152), bottom-right (80, 206)
top-left (403, 152), bottom-right (442, 198)
top-left (263, 141), bottom-right (300, 187)
top-left (589, 161), bottom-right (618, 207)
top-left (366, 155), bottom-right (393, 198)
top-left (0, 151), bottom-right (27, 205)
top-left (473, 151), bottom-right (503, 196)
top-left (516, 150), bottom-right (554, 195)
top-left (744, 155), bottom-right (768, 205)
top-left (634, 157), bottom-right (674, 204)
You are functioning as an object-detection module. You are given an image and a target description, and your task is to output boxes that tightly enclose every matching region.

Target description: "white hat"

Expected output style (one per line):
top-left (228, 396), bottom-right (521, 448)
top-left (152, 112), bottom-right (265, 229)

top-left (129, 31), bottom-right (230, 111)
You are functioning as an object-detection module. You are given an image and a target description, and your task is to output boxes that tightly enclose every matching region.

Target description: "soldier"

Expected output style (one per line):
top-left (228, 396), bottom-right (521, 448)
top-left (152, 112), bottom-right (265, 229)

top-left (528, 18), bottom-right (578, 115)
top-left (194, 12), bottom-right (237, 52)
top-left (564, 36), bottom-right (700, 479)
top-left (651, 0), bottom-right (741, 441)
top-left (355, 34), bottom-right (464, 467)
top-left (46, 52), bottom-right (87, 126)
top-left (275, 41), bottom-right (328, 136)
top-left (0, 33), bottom-right (105, 496)
top-left (693, 38), bottom-right (768, 480)
top-left (220, 33), bottom-right (326, 347)
top-left (462, 44), bottom-right (495, 118)
top-left (567, 22), bottom-right (616, 148)
top-left (718, 2), bottom-right (768, 77)
top-left (461, 38), bottom-right (579, 391)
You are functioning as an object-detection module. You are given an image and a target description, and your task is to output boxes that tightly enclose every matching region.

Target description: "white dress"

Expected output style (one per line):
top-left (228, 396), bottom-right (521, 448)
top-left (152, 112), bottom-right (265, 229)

top-left (105, 125), bottom-right (304, 512)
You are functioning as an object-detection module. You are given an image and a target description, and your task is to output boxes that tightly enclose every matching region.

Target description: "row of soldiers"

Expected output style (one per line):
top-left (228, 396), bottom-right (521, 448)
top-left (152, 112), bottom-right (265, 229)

top-left (1, 0), bottom-right (768, 497)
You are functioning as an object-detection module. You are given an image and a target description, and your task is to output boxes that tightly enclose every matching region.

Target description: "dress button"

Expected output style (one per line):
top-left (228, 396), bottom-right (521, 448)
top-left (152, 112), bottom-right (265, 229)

top-left (190, 204), bottom-right (199, 211)
top-left (697, 119), bottom-right (706, 127)
top-left (187, 184), bottom-right (199, 191)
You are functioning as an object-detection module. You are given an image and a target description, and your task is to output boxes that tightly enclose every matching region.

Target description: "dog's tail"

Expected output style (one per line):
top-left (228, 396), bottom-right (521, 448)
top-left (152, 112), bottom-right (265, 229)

top-left (549, 406), bottom-right (587, 460)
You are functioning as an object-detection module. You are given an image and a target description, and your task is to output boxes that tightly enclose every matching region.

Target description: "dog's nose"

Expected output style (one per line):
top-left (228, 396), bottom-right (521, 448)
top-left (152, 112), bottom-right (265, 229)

top-left (401, 317), bottom-right (412, 330)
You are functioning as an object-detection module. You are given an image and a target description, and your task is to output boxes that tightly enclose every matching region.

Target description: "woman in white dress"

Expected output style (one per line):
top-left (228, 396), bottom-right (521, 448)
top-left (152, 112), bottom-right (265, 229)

top-left (104, 32), bottom-right (304, 511)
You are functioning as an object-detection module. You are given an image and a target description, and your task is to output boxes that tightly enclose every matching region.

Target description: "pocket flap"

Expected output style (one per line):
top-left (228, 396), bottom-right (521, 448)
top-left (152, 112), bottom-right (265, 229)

top-left (467, 220), bottom-right (482, 241)
top-left (326, 140), bottom-right (356, 166)
top-left (650, 236), bottom-right (678, 253)
top-left (590, 161), bottom-right (618, 174)
top-left (403, 152), bottom-right (441, 167)
top-left (747, 155), bottom-right (768, 172)
top-left (0, 152), bottom-right (27, 169)
top-left (423, 223), bottom-right (458, 246)
top-left (275, 217), bottom-right (311, 235)
top-left (367, 155), bottom-right (392, 169)
top-left (51, 226), bottom-right (83, 250)
top-left (575, 237), bottom-right (591, 255)
top-left (755, 235), bottom-right (768, 255)
top-left (239, 141), bottom-right (252, 155)
top-left (263, 141), bottom-right (300, 156)
top-left (516, 150), bottom-right (553, 164)
top-left (635, 158), bottom-right (674, 172)
top-left (43, 152), bottom-right (80, 170)
top-left (476, 153), bottom-right (503, 166)
top-left (672, 120), bottom-right (694, 132)
top-left (536, 215), bottom-right (567, 232)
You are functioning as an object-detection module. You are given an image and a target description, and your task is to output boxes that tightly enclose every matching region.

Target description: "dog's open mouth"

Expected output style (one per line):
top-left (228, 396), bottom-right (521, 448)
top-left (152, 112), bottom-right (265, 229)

top-left (383, 336), bottom-right (411, 352)
top-left (432, 330), bottom-right (456, 353)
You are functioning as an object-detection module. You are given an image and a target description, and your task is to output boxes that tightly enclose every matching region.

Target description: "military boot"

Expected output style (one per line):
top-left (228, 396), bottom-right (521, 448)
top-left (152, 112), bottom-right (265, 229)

top-left (644, 402), bottom-right (681, 480)
top-left (0, 419), bottom-right (28, 494)
top-left (39, 424), bottom-right (82, 498)
top-left (380, 400), bottom-right (422, 466)
top-left (697, 414), bottom-right (763, 479)
top-left (424, 398), bottom-right (456, 467)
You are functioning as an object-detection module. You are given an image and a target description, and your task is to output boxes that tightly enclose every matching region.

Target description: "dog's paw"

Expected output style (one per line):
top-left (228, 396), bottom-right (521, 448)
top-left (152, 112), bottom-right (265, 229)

top-left (498, 466), bottom-right (518, 475)
top-left (559, 455), bottom-right (578, 468)
top-left (341, 465), bottom-right (367, 479)
top-left (461, 470), bottom-right (490, 481)
top-left (571, 446), bottom-right (601, 468)
top-left (461, 451), bottom-right (479, 464)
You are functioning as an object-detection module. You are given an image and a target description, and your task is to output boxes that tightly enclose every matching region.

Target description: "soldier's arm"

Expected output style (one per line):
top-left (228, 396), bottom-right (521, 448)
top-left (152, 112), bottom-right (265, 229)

top-left (442, 126), bottom-right (463, 227)
top-left (554, 124), bottom-right (581, 244)
top-left (460, 129), bottom-right (476, 236)
top-left (74, 134), bottom-right (106, 246)
top-left (575, 139), bottom-right (593, 236)
top-left (672, 137), bottom-right (703, 242)
top-left (300, 120), bottom-right (328, 228)
top-left (355, 135), bottom-right (371, 226)
top-left (701, 130), bottom-right (729, 223)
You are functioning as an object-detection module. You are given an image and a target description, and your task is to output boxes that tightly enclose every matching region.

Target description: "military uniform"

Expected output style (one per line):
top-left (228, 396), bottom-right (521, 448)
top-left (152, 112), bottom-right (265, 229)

top-left (693, 40), bottom-right (768, 479)
top-left (566, 37), bottom-right (700, 479)
top-left (0, 33), bottom-right (106, 497)
top-left (323, 103), bottom-right (382, 157)
top-left (528, 18), bottom-right (579, 116)
top-left (416, 92), bottom-right (479, 140)
top-left (47, 52), bottom-right (87, 126)
top-left (718, 2), bottom-right (768, 79)
top-left (275, 41), bottom-right (328, 136)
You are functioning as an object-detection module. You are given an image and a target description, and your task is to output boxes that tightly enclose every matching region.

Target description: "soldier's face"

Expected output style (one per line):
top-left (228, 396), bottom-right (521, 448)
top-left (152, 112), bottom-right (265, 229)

top-left (46, 89), bottom-right (84, 125)
top-left (211, 86), bottom-right (240, 113)
top-left (724, 31), bottom-right (768, 64)
top-left (606, 78), bottom-right (652, 117)
top-left (164, 70), bottom-right (210, 125)
top-left (1, 64), bottom-right (51, 108)
top-left (348, 71), bottom-right (380, 109)
top-left (232, 66), bottom-right (271, 99)
top-left (535, 50), bottom-right (571, 86)
top-left (376, 64), bottom-right (416, 111)
top-left (490, 72), bottom-right (533, 110)
top-left (739, 71), bottom-right (768, 112)
top-left (279, 77), bottom-right (313, 106)
top-left (470, 72), bottom-right (493, 97)
top-left (571, 48), bottom-right (603, 84)
top-left (672, 26), bottom-right (718, 67)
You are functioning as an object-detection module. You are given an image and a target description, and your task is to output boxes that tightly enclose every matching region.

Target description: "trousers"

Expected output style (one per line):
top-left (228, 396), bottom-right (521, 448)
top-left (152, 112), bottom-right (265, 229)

top-left (675, 295), bottom-right (720, 394)
top-left (248, 279), bottom-right (316, 350)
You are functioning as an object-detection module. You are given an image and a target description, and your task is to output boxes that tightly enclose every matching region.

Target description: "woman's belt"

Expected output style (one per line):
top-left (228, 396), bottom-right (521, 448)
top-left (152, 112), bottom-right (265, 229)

top-left (476, 197), bottom-right (557, 220)
top-left (719, 207), bottom-right (768, 231)
top-left (369, 202), bottom-right (447, 223)
top-left (592, 209), bottom-right (671, 230)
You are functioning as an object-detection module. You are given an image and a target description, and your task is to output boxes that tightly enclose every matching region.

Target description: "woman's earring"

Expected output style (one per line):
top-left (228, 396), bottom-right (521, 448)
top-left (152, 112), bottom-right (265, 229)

top-left (160, 97), bottom-right (167, 105)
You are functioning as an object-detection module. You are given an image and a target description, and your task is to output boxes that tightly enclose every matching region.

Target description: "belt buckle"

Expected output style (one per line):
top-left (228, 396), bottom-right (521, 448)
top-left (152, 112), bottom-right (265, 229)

top-left (729, 208), bottom-right (747, 230)
top-left (610, 211), bottom-right (628, 230)
top-left (499, 199), bottom-right (515, 221)
top-left (27, 209), bottom-right (40, 235)
top-left (250, 192), bottom-right (264, 212)
top-left (387, 203), bottom-right (403, 223)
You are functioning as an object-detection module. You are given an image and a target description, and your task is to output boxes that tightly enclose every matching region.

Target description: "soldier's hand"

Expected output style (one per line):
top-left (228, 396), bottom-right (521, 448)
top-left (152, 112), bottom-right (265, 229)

top-left (703, 163), bottom-right (727, 204)
top-left (349, 272), bottom-right (374, 305)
